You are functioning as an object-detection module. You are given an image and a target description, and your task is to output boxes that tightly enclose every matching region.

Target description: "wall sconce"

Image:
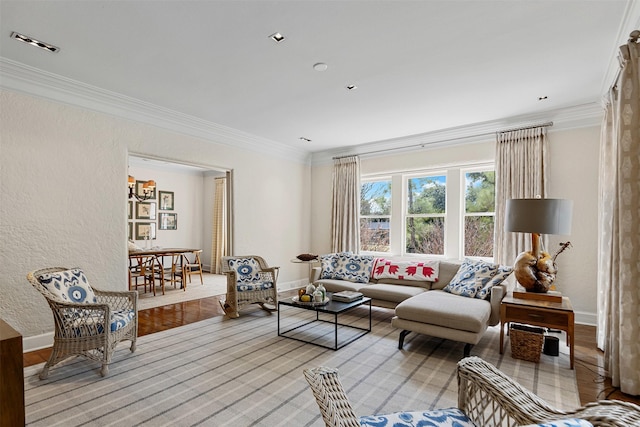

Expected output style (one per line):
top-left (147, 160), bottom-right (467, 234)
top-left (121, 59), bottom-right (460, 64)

top-left (128, 175), bottom-right (155, 201)
top-left (505, 198), bottom-right (573, 293)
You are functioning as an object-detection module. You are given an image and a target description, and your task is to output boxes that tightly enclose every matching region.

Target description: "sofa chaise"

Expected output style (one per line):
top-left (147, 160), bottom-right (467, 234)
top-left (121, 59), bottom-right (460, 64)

top-left (311, 253), bottom-right (512, 356)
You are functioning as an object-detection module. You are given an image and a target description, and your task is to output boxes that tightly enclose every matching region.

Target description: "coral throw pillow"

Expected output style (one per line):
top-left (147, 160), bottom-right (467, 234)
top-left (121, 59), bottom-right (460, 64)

top-left (371, 258), bottom-right (439, 282)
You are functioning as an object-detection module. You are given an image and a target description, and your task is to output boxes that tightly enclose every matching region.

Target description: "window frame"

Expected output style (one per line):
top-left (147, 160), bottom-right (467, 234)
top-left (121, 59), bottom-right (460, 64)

top-left (461, 166), bottom-right (496, 261)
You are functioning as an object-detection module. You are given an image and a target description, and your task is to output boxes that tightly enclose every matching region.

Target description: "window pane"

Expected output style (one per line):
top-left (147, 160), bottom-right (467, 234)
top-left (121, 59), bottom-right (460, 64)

top-left (361, 180), bottom-right (391, 215)
top-left (407, 176), bottom-right (446, 214)
top-left (405, 217), bottom-right (444, 255)
top-left (464, 216), bottom-right (494, 257)
top-left (360, 218), bottom-right (390, 252)
top-left (465, 171), bottom-right (495, 213)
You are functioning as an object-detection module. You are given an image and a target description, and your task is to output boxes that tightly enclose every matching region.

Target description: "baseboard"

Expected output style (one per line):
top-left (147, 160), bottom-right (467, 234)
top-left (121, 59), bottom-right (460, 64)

top-left (574, 310), bottom-right (597, 326)
top-left (277, 279), bottom-right (306, 292)
top-left (23, 332), bottom-right (53, 353)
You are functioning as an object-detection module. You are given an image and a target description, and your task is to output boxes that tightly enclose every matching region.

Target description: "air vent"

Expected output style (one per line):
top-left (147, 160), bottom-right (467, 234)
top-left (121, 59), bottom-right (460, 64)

top-left (269, 32), bottom-right (285, 43)
top-left (10, 32), bottom-right (59, 53)
top-left (346, 84), bottom-right (358, 91)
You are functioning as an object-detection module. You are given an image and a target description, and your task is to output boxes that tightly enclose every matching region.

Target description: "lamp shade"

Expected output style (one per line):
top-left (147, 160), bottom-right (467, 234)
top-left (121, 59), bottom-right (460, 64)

top-left (505, 199), bottom-right (573, 235)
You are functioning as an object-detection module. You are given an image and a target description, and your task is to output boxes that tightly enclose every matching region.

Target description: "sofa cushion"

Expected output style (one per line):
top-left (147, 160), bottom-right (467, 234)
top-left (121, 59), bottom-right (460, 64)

top-left (359, 284), bottom-right (426, 303)
top-left (319, 252), bottom-right (374, 283)
top-left (442, 258), bottom-right (499, 298)
top-left (314, 279), bottom-right (366, 293)
top-left (395, 290), bottom-right (491, 333)
top-left (371, 258), bottom-right (439, 282)
top-left (475, 265), bottom-right (513, 300)
top-left (429, 260), bottom-right (463, 290)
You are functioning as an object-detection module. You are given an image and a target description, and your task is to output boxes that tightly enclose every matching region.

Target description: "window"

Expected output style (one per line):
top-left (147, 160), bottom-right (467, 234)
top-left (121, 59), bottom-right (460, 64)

top-left (360, 164), bottom-right (495, 259)
top-left (360, 179), bottom-right (391, 252)
top-left (463, 170), bottom-right (495, 257)
top-left (406, 175), bottom-right (446, 255)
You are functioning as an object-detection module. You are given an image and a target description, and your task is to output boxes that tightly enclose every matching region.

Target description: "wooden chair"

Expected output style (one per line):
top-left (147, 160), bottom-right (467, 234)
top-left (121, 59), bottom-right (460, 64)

top-left (128, 254), bottom-right (155, 293)
top-left (184, 249), bottom-right (204, 285)
top-left (27, 267), bottom-right (137, 377)
top-left (159, 253), bottom-right (186, 291)
top-left (220, 255), bottom-right (279, 318)
top-left (304, 356), bottom-right (640, 427)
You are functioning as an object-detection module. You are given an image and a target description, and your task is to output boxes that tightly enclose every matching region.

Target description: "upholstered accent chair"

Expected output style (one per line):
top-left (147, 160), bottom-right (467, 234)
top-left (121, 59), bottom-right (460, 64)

top-left (220, 255), bottom-right (279, 318)
top-left (304, 356), bottom-right (640, 427)
top-left (27, 267), bottom-right (138, 378)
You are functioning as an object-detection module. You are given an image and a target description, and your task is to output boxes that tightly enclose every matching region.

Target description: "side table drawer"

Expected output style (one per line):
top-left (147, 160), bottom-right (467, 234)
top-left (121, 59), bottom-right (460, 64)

top-left (505, 305), bottom-right (569, 327)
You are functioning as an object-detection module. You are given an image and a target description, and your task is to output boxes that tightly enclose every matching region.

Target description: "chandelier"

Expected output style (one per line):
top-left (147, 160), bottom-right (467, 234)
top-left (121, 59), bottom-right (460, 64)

top-left (128, 175), bottom-right (156, 201)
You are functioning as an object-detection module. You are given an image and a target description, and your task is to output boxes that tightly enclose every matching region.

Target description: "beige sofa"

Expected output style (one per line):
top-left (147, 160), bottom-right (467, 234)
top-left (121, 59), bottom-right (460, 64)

top-left (311, 259), bottom-right (507, 356)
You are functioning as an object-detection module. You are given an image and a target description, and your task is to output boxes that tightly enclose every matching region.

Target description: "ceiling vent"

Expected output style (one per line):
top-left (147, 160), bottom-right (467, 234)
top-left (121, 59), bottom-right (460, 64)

top-left (269, 32), bottom-right (285, 43)
top-left (10, 32), bottom-right (59, 53)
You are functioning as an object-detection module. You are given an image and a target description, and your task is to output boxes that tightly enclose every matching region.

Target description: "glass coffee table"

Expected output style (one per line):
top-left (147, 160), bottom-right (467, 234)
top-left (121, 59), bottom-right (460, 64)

top-left (277, 292), bottom-right (372, 350)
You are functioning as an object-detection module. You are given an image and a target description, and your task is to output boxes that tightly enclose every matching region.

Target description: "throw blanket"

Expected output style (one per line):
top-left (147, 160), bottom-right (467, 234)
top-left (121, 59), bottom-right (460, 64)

top-left (372, 258), bottom-right (439, 282)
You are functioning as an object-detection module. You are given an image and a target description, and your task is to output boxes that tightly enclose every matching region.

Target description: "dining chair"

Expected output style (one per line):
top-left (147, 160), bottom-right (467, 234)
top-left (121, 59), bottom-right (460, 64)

top-left (161, 253), bottom-right (187, 291)
top-left (184, 249), bottom-right (204, 285)
top-left (128, 254), bottom-right (155, 293)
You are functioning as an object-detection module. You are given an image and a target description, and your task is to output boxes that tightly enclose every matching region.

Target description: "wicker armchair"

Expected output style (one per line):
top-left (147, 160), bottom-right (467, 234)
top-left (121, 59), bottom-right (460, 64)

top-left (219, 255), bottom-right (279, 318)
top-left (27, 267), bottom-right (138, 378)
top-left (304, 356), bottom-right (640, 427)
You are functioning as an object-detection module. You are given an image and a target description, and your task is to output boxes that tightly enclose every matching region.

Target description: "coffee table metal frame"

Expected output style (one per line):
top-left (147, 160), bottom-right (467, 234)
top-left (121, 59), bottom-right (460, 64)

top-left (277, 294), bottom-right (372, 350)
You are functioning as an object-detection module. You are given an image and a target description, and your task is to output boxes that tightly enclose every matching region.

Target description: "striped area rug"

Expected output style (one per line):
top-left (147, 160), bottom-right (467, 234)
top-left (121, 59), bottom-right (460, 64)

top-left (24, 305), bottom-right (579, 426)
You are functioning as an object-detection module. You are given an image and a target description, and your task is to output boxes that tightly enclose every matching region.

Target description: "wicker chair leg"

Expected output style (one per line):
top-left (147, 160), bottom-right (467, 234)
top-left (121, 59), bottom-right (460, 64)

top-left (100, 364), bottom-right (109, 377)
top-left (39, 365), bottom-right (50, 380)
top-left (130, 341), bottom-right (136, 352)
top-left (219, 300), bottom-right (239, 318)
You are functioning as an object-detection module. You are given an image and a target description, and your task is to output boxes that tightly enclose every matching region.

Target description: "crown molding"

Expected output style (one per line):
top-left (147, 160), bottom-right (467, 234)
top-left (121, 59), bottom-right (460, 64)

top-left (311, 102), bottom-right (604, 166)
top-left (601, 0), bottom-right (640, 94)
top-left (0, 58), bottom-right (311, 164)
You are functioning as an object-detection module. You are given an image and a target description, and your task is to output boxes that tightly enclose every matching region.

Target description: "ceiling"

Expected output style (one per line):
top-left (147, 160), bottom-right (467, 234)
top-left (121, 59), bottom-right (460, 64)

top-left (0, 1), bottom-right (637, 155)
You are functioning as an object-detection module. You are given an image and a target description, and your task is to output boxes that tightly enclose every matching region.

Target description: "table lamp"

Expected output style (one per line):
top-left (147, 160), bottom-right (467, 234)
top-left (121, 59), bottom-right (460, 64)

top-left (505, 198), bottom-right (573, 293)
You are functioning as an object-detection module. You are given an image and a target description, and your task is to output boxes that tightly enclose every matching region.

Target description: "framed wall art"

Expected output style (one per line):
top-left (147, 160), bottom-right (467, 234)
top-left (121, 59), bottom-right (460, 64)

top-left (135, 222), bottom-right (156, 240)
top-left (159, 191), bottom-right (174, 210)
top-left (159, 212), bottom-right (178, 230)
top-left (135, 180), bottom-right (156, 200)
top-left (136, 202), bottom-right (156, 220)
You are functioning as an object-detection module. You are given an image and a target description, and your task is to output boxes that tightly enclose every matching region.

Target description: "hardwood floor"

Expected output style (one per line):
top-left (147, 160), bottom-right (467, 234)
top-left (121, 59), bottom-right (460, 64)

top-left (24, 293), bottom-right (640, 407)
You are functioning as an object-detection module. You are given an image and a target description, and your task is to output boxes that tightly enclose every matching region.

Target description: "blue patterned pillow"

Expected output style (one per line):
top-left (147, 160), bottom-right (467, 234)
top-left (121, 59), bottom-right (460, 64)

top-left (443, 258), bottom-right (499, 298)
top-left (359, 407), bottom-right (475, 427)
top-left (521, 419), bottom-right (593, 427)
top-left (319, 253), bottom-right (340, 280)
top-left (475, 265), bottom-right (513, 300)
top-left (227, 258), bottom-right (262, 283)
top-left (36, 268), bottom-right (97, 304)
top-left (320, 252), bottom-right (373, 283)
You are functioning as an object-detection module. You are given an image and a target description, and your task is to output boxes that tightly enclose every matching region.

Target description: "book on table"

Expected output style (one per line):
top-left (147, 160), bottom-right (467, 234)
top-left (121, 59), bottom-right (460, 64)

top-left (332, 290), bottom-right (363, 302)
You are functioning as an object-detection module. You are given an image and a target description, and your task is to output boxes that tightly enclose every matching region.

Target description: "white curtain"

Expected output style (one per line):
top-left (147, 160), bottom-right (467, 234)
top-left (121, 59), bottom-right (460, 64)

top-left (494, 127), bottom-right (548, 273)
top-left (210, 177), bottom-right (227, 274)
top-left (597, 32), bottom-right (640, 396)
top-left (331, 156), bottom-right (361, 253)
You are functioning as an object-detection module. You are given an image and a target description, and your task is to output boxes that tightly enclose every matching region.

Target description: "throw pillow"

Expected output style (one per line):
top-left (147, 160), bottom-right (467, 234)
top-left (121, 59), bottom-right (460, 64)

top-left (371, 258), bottom-right (439, 282)
top-left (443, 259), bottom-right (499, 298)
top-left (227, 258), bottom-right (262, 283)
top-left (320, 252), bottom-right (373, 283)
top-left (36, 268), bottom-right (97, 304)
top-left (475, 265), bottom-right (513, 300)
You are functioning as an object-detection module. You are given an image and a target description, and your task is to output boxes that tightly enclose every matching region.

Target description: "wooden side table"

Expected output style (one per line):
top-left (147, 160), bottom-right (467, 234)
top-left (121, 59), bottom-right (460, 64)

top-left (0, 319), bottom-right (25, 426)
top-left (500, 294), bottom-right (575, 369)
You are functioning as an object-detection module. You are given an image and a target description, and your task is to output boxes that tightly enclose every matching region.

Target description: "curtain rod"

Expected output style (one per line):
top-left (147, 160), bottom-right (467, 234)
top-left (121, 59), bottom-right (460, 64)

top-left (333, 121), bottom-right (554, 160)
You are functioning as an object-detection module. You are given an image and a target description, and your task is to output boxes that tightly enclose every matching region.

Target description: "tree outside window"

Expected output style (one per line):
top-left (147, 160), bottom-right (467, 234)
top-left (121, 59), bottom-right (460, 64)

top-left (360, 179), bottom-right (391, 252)
top-left (464, 170), bottom-right (495, 257)
top-left (406, 175), bottom-right (446, 255)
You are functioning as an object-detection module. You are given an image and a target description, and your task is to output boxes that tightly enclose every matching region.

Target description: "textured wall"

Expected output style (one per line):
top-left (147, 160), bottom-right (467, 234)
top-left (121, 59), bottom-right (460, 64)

top-left (0, 89), bottom-right (311, 343)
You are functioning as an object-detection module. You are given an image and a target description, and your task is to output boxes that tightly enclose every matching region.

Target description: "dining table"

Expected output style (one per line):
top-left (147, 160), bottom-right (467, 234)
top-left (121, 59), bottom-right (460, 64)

top-left (128, 248), bottom-right (201, 294)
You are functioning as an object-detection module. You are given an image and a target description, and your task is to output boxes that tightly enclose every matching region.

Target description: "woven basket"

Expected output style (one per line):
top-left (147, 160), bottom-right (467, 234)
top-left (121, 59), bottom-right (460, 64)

top-left (510, 323), bottom-right (544, 362)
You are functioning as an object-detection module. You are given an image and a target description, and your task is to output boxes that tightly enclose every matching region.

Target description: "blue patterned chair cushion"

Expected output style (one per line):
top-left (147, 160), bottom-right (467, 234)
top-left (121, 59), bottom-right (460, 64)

top-left (227, 258), bottom-right (262, 283)
top-left (359, 407), bottom-right (476, 427)
top-left (443, 258), bottom-right (499, 298)
top-left (36, 268), bottom-right (97, 304)
top-left (320, 252), bottom-right (374, 283)
top-left (475, 265), bottom-right (513, 300)
top-left (66, 309), bottom-right (135, 337)
top-left (237, 280), bottom-right (273, 292)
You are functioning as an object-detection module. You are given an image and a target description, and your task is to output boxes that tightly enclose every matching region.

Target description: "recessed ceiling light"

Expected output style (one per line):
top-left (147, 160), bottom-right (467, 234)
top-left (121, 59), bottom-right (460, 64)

top-left (299, 137), bottom-right (312, 142)
top-left (10, 32), bottom-right (59, 53)
top-left (538, 96), bottom-right (548, 101)
top-left (269, 32), bottom-right (285, 43)
top-left (346, 84), bottom-right (358, 91)
top-left (313, 63), bottom-right (328, 72)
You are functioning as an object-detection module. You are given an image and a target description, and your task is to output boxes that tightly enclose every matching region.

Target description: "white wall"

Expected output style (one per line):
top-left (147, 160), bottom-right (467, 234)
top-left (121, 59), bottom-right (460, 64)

top-left (309, 126), bottom-right (601, 325)
top-left (0, 89), bottom-right (311, 348)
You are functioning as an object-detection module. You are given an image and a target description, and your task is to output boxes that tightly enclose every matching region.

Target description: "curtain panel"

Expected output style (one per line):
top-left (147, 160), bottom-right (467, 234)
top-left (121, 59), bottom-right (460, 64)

top-left (597, 32), bottom-right (640, 395)
top-left (331, 156), bottom-right (361, 253)
top-left (210, 177), bottom-right (227, 274)
top-left (494, 127), bottom-right (548, 271)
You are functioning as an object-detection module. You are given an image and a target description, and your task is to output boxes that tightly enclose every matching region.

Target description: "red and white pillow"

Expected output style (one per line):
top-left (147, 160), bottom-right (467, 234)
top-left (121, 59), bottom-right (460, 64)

top-left (371, 258), bottom-right (439, 282)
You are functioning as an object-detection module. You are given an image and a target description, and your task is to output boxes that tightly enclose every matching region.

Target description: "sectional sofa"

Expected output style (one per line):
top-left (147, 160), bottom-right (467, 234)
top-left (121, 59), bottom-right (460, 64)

top-left (311, 253), bottom-right (512, 356)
